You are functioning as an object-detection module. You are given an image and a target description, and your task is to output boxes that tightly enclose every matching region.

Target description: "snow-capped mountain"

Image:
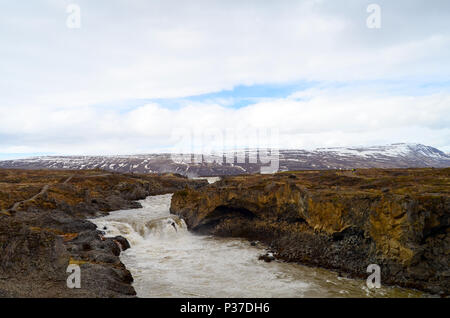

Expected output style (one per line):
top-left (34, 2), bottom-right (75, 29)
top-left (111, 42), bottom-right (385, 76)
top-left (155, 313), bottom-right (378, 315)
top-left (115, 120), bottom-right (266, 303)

top-left (278, 143), bottom-right (450, 171)
top-left (0, 143), bottom-right (448, 176)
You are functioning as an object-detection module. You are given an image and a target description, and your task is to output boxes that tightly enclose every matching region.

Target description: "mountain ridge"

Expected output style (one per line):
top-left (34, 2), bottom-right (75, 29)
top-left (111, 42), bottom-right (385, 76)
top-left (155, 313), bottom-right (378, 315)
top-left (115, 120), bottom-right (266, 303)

top-left (0, 143), bottom-right (449, 177)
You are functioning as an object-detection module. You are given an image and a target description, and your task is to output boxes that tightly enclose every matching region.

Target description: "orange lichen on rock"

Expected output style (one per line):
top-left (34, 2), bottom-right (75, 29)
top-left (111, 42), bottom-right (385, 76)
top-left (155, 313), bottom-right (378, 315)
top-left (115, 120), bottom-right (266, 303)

top-left (171, 168), bottom-right (449, 295)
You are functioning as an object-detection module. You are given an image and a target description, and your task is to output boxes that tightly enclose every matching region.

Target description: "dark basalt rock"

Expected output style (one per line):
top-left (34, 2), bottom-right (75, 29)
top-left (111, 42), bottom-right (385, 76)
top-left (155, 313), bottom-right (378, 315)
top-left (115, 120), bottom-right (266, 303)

top-left (0, 169), bottom-right (208, 298)
top-left (114, 235), bottom-right (131, 251)
top-left (171, 168), bottom-right (450, 295)
top-left (258, 253), bottom-right (276, 263)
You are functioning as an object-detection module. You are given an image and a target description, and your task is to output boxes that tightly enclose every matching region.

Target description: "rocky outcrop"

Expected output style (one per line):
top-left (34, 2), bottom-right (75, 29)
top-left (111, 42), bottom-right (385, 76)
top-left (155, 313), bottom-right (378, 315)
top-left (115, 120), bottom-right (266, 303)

top-left (0, 210), bottom-right (135, 297)
top-left (0, 169), bottom-right (207, 297)
top-left (170, 168), bottom-right (450, 295)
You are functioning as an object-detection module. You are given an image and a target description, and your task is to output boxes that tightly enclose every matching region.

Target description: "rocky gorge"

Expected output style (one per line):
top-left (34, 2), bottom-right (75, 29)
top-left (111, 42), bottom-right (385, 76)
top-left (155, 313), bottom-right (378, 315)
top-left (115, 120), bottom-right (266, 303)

top-left (1, 167), bottom-right (448, 297)
top-left (170, 168), bottom-right (450, 295)
top-left (0, 169), bottom-right (206, 297)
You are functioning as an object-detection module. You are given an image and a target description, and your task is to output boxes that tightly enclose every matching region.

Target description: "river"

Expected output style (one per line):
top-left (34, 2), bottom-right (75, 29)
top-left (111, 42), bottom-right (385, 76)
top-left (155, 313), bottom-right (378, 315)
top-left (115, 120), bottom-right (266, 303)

top-left (90, 192), bottom-right (426, 298)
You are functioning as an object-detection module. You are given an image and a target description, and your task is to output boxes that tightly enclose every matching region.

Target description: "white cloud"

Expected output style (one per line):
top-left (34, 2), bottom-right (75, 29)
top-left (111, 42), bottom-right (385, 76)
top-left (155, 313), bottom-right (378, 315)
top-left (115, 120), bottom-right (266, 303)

top-left (2, 0), bottom-right (450, 106)
top-left (1, 87), bottom-right (449, 154)
top-left (0, 0), bottom-right (449, 155)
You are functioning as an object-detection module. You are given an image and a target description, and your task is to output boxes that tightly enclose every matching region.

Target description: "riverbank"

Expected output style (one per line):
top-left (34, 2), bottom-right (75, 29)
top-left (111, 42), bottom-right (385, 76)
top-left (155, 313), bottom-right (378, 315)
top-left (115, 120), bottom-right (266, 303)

top-left (0, 169), bottom-right (206, 297)
top-left (170, 168), bottom-right (450, 296)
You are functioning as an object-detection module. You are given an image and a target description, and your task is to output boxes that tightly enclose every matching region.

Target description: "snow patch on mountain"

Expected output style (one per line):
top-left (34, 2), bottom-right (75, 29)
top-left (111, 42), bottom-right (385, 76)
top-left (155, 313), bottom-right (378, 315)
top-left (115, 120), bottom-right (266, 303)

top-left (0, 143), bottom-right (448, 176)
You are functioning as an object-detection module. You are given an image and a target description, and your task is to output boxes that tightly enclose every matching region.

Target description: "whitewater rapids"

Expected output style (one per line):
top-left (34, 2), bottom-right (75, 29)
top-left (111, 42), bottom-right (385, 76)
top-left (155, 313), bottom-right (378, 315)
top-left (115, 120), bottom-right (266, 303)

top-left (91, 194), bottom-right (424, 298)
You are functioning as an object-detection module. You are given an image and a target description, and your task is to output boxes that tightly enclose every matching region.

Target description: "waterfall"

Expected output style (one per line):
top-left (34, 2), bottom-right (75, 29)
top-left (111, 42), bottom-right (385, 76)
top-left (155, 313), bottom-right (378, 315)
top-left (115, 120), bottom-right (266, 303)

top-left (91, 194), bottom-right (188, 245)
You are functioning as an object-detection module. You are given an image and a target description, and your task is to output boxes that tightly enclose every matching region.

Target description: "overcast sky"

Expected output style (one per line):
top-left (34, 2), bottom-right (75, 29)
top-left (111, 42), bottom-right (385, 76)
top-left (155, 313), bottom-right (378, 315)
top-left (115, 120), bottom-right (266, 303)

top-left (1, 0), bottom-right (449, 158)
